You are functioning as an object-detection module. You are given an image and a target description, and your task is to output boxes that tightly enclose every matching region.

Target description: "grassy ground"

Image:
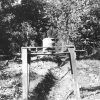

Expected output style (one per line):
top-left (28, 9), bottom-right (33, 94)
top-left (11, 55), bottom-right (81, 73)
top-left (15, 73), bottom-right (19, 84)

top-left (0, 56), bottom-right (100, 100)
top-left (77, 59), bottom-right (100, 100)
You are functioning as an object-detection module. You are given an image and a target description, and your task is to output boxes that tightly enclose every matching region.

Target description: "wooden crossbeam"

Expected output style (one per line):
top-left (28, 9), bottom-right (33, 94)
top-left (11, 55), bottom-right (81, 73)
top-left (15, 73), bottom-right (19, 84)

top-left (21, 45), bottom-right (75, 49)
top-left (30, 52), bottom-right (69, 55)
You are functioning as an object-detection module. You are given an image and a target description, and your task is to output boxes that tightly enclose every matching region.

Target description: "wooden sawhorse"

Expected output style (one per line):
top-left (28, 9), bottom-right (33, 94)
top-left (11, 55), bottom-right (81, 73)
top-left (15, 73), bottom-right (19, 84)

top-left (21, 45), bottom-right (81, 100)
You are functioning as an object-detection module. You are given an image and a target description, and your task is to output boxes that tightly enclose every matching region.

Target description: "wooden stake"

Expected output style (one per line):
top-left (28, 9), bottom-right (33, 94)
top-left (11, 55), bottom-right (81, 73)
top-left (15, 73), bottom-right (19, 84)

top-left (22, 48), bottom-right (29, 100)
top-left (68, 47), bottom-right (81, 100)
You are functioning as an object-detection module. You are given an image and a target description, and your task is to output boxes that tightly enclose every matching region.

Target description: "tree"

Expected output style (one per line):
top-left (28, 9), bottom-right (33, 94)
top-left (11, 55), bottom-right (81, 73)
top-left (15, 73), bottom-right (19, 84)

top-left (76, 7), bottom-right (100, 54)
top-left (0, 0), bottom-right (50, 54)
top-left (43, 0), bottom-right (72, 52)
top-left (64, 0), bottom-right (100, 55)
top-left (1, 0), bottom-right (100, 55)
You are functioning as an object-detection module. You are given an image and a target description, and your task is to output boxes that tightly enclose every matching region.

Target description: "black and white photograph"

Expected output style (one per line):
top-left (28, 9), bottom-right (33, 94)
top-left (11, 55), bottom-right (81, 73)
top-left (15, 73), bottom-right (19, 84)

top-left (0, 0), bottom-right (100, 100)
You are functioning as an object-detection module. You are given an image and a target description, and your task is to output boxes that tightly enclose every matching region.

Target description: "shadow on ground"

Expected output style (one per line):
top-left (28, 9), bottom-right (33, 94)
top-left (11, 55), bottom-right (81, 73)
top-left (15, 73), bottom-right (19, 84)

top-left (77, 52), bottom-right (100, 60)
top-left (80, 86), bottom-right (100, 92)
top-left (29, 72), bottom-right (57, 100)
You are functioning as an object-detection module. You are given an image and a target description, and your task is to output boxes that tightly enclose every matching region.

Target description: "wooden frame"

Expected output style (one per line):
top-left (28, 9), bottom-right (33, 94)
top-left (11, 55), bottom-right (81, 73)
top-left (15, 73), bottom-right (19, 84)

top-left (21, 45), bottom-right (81, 100)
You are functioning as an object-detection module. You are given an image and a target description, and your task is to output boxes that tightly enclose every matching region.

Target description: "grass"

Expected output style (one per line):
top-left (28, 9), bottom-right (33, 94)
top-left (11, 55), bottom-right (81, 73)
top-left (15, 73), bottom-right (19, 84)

top-left (0, 55), bottom-right (100, 100)
top-left (77, 59), bottom-right (100, 99)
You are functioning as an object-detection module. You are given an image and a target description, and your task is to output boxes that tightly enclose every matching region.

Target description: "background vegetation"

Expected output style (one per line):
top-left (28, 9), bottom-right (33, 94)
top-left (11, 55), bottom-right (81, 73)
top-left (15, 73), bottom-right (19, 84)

top-left (0, 0), bottom-right (100, 55)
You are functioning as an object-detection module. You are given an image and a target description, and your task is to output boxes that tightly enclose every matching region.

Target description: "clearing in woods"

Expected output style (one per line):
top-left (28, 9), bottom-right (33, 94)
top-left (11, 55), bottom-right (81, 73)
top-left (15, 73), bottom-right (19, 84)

top-left (0, 53), bottom-right (100, 100)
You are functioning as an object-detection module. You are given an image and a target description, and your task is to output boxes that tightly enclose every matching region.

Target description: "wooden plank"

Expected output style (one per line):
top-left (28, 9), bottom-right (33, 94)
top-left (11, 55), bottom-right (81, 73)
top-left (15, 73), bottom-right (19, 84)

top-left (30, 52), bottom-right (69, 55)
top-left (21, 45), bottom-right (75, 49)
top-left (75, 50), bottom-right (85, 52)
top-left (68, 47), bottom-right (81, 100)
top-left (22, 48), bottom-right (29, 100)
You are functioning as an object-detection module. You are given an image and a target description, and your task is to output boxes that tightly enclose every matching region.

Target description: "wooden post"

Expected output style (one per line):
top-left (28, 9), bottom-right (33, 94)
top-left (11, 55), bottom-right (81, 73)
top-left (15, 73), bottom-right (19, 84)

top-left (68, 47), bottom-right (81, 100)
top-left (22, 48), bottom-right (29, 100)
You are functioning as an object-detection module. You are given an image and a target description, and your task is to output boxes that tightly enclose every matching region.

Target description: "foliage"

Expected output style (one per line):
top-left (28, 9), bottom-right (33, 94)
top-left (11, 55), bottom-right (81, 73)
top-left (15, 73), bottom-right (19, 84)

top-left (43, 0), bottom-right (73, 52)
top-left (0, 0), bottom-right (50, 54)
top-left (65, 0), bottom-right (100, 55)
top-left (1, 0), bottom-right (100, 55)
top-left (74, 6), bottom-right (100, 54)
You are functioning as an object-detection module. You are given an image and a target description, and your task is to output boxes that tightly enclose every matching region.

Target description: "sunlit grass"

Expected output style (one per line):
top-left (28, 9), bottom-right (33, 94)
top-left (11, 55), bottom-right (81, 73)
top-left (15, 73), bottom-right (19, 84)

top-left (0, 58), bottom-right (100, 100)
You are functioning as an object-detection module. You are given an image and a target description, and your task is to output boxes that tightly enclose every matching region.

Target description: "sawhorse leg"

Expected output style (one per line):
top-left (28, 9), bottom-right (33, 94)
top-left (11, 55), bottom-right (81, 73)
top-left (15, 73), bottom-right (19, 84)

top-left (68, 47), bottom-right (81, 100)
top-left (22, 48), bottom-right (29, 100)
